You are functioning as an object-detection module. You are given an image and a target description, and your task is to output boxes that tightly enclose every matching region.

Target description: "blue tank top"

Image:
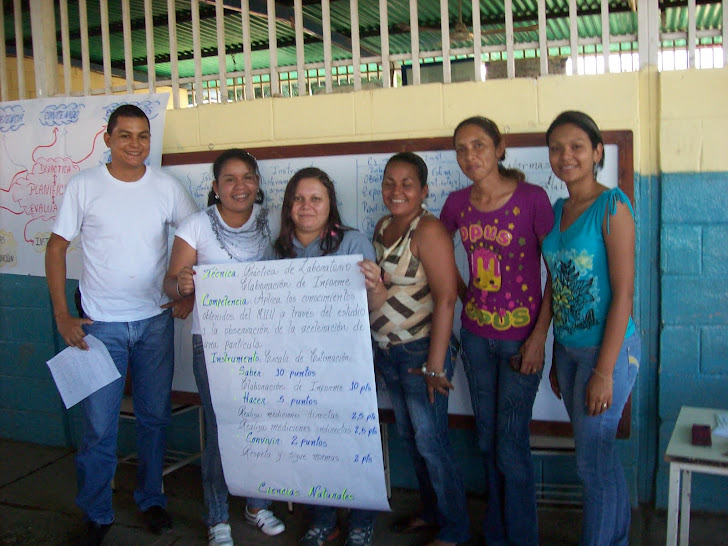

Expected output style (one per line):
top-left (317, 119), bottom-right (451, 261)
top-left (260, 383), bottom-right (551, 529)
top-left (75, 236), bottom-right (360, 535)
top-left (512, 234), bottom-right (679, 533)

top-left (542, 187), bottom-right (636, 347)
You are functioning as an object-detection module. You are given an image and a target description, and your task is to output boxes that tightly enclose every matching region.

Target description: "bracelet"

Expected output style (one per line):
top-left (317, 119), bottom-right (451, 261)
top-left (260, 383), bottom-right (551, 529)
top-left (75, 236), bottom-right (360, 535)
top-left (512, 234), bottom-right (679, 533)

top-left (421, 364), bottom-right (447, 378)
top-left (176, 280), bottom-right (184, 298)
top-left (592, 368), bottom-right (612, 382)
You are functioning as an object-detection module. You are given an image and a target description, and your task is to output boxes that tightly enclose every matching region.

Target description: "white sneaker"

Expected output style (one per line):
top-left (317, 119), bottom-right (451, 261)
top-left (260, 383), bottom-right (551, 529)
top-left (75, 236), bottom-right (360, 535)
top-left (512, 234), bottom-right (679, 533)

top-left (208, 522), bottom-right (234, 546)
top-left (245, 506), bottom-right (286, 536)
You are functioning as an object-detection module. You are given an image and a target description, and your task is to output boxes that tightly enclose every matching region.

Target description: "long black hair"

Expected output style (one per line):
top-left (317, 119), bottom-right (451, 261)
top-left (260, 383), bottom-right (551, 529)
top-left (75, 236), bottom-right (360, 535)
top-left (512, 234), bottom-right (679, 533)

top-left (272, 167), bottom-right (350, 258)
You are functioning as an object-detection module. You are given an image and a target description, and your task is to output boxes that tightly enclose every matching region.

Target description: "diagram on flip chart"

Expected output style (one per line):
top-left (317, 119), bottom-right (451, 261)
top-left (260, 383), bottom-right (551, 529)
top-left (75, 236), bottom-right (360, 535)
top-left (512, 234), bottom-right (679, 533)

top-left (0, 94), bottom-right (169, 277)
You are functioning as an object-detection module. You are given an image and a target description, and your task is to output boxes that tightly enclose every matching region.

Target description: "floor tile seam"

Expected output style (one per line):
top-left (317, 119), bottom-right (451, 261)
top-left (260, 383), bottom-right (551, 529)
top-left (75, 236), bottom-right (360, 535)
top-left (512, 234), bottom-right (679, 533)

top-left (0, 450), bottom-right (74, 489)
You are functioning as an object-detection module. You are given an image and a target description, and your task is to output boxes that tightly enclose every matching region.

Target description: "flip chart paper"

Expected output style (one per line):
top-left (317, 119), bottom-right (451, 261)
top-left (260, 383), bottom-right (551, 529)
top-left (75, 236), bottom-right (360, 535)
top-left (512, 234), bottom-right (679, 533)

top-left (0, 93), bottom-right (169, 277)
top-left (194, 255), bottom-right (390, 511)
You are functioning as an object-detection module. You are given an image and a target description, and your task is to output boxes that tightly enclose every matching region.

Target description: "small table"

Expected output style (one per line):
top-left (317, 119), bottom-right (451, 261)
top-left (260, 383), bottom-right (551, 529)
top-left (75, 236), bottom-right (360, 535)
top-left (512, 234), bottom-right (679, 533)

top-left (664, 406), bottom-right (728, 545)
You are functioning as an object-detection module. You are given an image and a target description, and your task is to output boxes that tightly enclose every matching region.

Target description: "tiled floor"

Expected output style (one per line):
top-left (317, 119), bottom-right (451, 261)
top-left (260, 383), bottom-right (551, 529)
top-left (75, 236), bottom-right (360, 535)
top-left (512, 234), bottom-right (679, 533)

top-left (1, 438), bottom-right (727, 545)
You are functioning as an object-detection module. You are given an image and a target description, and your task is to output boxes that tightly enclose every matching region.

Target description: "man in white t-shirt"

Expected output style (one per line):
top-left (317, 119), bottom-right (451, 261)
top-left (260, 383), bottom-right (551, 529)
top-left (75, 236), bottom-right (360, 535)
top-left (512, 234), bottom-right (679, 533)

top-left (45, 104), bottom-right (198, 546)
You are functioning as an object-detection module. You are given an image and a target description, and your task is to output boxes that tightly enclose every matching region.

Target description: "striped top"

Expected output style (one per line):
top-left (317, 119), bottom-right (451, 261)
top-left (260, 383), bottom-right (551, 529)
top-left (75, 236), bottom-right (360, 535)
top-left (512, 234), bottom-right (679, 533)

top-left (369, 210), bottom-right (434, 348)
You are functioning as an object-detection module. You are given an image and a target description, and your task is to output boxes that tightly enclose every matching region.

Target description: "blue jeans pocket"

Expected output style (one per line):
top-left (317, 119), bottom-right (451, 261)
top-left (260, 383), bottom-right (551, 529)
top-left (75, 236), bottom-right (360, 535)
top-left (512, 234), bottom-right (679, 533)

top-left (399, 338), bottom-right (430, 362)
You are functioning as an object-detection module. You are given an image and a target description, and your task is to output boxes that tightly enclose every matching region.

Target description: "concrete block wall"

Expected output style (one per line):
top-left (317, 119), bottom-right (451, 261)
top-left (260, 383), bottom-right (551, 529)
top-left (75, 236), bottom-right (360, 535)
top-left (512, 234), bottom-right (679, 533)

top-left (633, 170), bottom-right (661, 503)
top-left (0, 273), bottom-right (202, 457)
top-left (0, 275), bottom-right (67, 445)
top-left (655, 69), bottom-right (728, 511)
top-left (657, 172), bottom-right (728, 511)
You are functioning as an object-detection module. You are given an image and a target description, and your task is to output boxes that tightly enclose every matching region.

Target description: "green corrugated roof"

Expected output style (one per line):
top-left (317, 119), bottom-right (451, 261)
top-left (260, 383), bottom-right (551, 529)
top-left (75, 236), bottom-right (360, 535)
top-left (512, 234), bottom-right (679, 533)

top-left (2, 1), bottom-right (724, 81)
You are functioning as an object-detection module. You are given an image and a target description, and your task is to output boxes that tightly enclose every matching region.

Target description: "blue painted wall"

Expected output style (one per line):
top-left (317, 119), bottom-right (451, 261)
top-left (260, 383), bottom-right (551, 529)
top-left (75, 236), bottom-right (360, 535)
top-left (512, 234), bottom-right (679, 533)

top-left (0, 275), bottom-right (198, 456)
top-left (634, 172), bottom-right (661, 504)
top-left (0, 275), bottom-right (68, 445)
top-left (657, 172), bottom-right (728, 511)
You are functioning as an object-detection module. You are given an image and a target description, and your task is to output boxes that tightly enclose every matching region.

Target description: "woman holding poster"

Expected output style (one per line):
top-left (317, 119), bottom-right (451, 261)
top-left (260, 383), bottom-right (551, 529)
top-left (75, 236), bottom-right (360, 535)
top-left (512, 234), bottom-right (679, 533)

top-left (264, 167), bottom-right (386, 546)
top-left (440, 117), bottom-right (554, 546)
top-left (163, 149), bottom-right (286, 546)
top-left (368, 152), bottom-right (470, 546)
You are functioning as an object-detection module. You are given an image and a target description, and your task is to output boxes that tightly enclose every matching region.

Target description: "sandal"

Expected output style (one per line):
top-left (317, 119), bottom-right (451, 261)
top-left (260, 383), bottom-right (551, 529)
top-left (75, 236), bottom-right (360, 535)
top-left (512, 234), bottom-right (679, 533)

top-left (391, 515), bottom-right (438, 534)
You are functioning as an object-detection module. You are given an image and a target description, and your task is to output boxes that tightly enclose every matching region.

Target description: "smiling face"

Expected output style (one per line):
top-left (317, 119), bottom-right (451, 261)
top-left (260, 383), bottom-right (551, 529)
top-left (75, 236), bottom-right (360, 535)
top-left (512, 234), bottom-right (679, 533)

top-left (454, 123), bottom-right (505, 184)
top-left (212, 158), bottom-right (260, 226)
top-left (103, 115), bottom-right (151, 178)
top-left (547, 123), bottom-right (603, 186)
top-left (291, 177), bottom-right (331, 240)
top-left (381, 160), bottom-right (428, 218)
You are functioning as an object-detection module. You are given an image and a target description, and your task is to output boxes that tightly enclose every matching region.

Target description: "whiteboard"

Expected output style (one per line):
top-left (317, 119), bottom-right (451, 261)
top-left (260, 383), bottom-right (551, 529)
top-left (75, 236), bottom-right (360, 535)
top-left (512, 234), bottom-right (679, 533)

top-left (164, 140), bottom-right (622, 425)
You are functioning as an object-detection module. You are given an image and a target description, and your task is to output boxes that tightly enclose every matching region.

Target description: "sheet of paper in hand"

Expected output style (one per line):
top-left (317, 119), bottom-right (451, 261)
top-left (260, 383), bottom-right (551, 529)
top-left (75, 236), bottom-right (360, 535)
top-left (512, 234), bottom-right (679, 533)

top-left (194, 255), bottom-right (390, 511)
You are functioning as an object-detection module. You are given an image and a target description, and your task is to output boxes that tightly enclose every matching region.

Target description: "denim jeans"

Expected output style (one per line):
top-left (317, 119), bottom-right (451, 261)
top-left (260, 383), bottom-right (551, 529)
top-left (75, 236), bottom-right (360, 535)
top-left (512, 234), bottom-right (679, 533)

top-left (460, 328), bottom-right (541, 546)
top-left (374, 336), bottom-right (470, 544)
top-left (192, 335), bottom-right (271, 526)
top-left (307, 504), bottom-right (376, 531)
top-left (554, 333), bottom-right (640, 546)
top-left (77, 310), bottom-right (174, 524)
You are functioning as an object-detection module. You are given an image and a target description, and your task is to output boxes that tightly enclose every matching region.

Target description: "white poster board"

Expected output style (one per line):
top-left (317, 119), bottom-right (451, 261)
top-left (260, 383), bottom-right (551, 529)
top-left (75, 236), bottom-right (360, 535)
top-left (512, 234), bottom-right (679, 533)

top-left (194, 255), bottom-right (390, 511)
top-left (0, 93), bottom-right (169, 277)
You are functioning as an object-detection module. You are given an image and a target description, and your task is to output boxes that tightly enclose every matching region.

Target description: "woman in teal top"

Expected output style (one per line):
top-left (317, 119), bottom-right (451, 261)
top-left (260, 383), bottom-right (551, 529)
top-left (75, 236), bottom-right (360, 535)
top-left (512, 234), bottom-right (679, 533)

top-left (542, 111), bottom-right (640, 546)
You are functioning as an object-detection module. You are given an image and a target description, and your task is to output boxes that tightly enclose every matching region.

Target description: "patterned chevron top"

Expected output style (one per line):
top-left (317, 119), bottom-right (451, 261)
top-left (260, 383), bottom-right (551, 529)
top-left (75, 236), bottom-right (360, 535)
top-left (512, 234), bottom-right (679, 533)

top-left (369, 210), bottom-right (434, 348)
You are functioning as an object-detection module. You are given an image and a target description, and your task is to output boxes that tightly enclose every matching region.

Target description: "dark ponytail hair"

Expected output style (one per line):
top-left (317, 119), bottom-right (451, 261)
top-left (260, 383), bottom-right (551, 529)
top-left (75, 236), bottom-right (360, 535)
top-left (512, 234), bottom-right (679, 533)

top-left (453, 116), bottom-right (525, 182)
top-left (546, 110), bottom-right (605, 172)
top-left (272, 167), bottom-right (351, 258)
top-left (207, 148), bottom-right (265, 206)
top-left (384, 151), bottom-right (428, 188)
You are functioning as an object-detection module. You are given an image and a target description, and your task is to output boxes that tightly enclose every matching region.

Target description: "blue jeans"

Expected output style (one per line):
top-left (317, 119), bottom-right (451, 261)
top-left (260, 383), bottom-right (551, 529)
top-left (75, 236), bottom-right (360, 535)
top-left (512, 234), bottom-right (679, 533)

top-left (192, 335), bottom-right (271, 526)
top-left (554, 333), bottom-right (640, 546)
top-left (374, 336), bottom-right (470, 544)
top-left (77, 310), bottom-right (174, 524)
top-left (460, 329), bottom-right (541, 546)
top-left (307, 504), bottom-right (376, 531)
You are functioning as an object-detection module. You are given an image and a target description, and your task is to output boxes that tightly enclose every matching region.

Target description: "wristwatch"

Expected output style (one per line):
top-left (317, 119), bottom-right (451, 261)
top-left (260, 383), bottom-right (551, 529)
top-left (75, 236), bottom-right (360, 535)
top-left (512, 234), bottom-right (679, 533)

top-left (421, 365), bottom-right (447, 378)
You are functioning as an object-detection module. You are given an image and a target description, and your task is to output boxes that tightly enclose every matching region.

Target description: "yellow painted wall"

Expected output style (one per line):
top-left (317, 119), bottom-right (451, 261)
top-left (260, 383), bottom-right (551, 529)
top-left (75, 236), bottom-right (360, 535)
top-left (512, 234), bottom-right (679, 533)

top-left (164, 69), bottom-right (728, 175)
top-left (659, 68), bottom-right (728, 173)
top-left (2, 55), bottom-right (187, 108)
top-left (2, 56), bottom-right (38, 100)
top-left (164, 72), bottom-right (650, 174)
top-left (2, 55), bottom-right (127, 100)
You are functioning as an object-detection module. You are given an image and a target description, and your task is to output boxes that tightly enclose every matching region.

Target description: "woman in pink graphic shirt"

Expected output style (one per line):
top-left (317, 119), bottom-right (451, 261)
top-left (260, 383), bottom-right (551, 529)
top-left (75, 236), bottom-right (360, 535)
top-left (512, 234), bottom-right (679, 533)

top-left (440, 116), bottom-right (554, 546)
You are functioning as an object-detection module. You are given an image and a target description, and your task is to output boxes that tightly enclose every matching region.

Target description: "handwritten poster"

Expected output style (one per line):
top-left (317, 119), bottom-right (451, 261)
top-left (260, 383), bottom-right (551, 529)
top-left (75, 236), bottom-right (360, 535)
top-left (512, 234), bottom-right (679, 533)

top-left (0, 93), bottom-right (169, 277)
top-left (194, 255), bottom-right (390, 511)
